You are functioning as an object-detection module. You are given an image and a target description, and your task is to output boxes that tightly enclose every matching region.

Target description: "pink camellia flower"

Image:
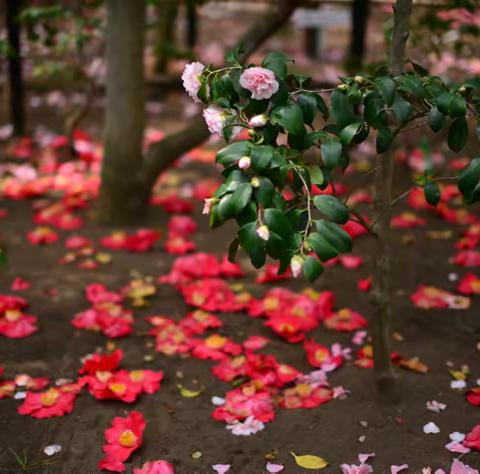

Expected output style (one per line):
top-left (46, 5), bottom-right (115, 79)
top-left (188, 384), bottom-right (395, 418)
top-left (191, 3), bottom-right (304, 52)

top-left (181, 61), bottom-right (205, 103)
top-left (450, 458), bottom-right (479, 474)
top-left (290, 256), bottom-right (304, 278)
top-left (249, 114), bottom-right (268, 127)
top-left (238, 156), bottom-right (251, 170)
top-left (340, 464), bottom-right (373, 474)
top-left (133, 460), bottom-right (175, 474)
top-left (239, 67), bottom-right (279, 100)
top-left (256, 225), bottom-right (270, 241)
top-left (203, 105), bottom-right (226, 135)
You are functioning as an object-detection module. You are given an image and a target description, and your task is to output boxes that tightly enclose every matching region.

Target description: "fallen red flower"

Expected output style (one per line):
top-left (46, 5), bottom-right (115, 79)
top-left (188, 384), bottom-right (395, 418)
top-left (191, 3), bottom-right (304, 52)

top-left (98, 411), bottom-right (145, 472)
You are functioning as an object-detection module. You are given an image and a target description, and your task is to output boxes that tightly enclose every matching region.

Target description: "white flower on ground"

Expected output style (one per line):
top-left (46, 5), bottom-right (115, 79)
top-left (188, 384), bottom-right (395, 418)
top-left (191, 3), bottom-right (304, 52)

top-left (226, 416), bottom-right (265, 436)
top-left (43, 445), bottom-right (61, 456)
top-left (426, 400), bottom-right (446, 412)
top-left (182, 61), bottom-right (205, 102)
top-left (423, 421), bottom-right (440, 434)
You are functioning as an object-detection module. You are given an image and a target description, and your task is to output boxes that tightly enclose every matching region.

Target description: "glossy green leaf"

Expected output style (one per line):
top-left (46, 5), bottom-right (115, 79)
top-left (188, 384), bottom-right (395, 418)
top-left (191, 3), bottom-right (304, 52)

top-left (340, 122), bottom-right (363, 146)
top-left (216, 141), bottom-right (251, 167)
top-left (375, 76), bottom-right (396, 106)
top-left (264, 208), bottom-right (294, 237)
top-left (447, 117), bottom-right (468, 152)
top-left (428, 106), bottom-right (445, 133)
top-left (315, 220), bottom-right (353, 254)
top-left (271, 104), bottom-right (305, 137)
top-left (303, 256), bottom-right (324, 282)
top-left (376, 127), bottom-right (394, 154)
top-left (321, 138), bottom-right (342, 168)
top-left (458, 158), bottom-right (480, 203)
top-left (424, 181), bottom-right (440, 206)
top-left (313, 195), bottom-right (350, 224)
top-left (307, 232), bottom-right (339, 262)
top-left (297, 92), bottom-right (317, 125)
top-left (251, 145), bottom-right (274, 173)
top-left (217, 183), bottom-right (252, 219)
top-left (261, 52), bottom-right (290, 79)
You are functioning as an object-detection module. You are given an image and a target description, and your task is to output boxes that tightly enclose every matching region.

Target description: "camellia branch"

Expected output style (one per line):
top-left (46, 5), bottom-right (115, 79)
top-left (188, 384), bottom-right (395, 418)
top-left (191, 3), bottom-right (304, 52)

top-left (141, 0), bottom-right (301, 189)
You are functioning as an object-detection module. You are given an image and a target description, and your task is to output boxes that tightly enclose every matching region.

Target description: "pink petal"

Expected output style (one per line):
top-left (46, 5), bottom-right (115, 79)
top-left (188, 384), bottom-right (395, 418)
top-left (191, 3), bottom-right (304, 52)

top-left (212, 464), bottom-right (231, 474)
top-left (266, 463), bottom-right (284, 473)
top-left (358, 453), bottom-right (376, 464)
top-left (391, 465), bottom-right (409, 474)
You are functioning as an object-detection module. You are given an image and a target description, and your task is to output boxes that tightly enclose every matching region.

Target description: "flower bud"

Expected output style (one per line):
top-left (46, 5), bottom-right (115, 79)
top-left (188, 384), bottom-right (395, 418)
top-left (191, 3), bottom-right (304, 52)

top-left (250, 177), bottom-right (260, 188)
top-left (248, 129), bottom-right (256, 138)
top-left (248, 114), bottom-right (268, 128)
top-left (238, 156), bottom-right (251, 170)
top-left (354, 75), bottom-right (365, 84)
top-left (202, 197), bottom-right (218, 215)
top-left (459, 86), bottom-right (467, 94)
top-left (256, 225), bottom-right (270, 241)
top-left (337, 83), bottom-right (348, 91)
top-left (290, 255), bottom-right (304, 278)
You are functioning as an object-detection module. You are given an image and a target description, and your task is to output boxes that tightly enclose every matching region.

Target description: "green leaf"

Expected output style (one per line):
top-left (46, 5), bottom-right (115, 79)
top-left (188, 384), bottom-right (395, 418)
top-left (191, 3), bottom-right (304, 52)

top-left (313, 195), bottom-right (350, 224)
top-left (375, 76), bottom-right (396, 106)
top-left (315, 220), bottom-right (353, 254)
top-left (340, 122), bottom-right (363, 146)
top-left (330, 89), bottom-right (356, 128)
top-left (303, 256), bottom-right (324, 282)
top-left (428, 106), bottom-right (445, 133)
top-left (448, 117), bottom-right (468, 152)
top-left (436, 92), bottom-right (466, 118)
top-left (321, 138), bottom-right (343, 168)
top-left (306, 130), bottom-right (327, 148)
top-left (424, 181), bottom-right (440, 206)
top-left (238, 222), bottom-right (259, 252)
top-left (271, 104), bottom-right (305, 137)
top-left (458, 158), bottom-right (480, 204)
top-left (314, 94), bottom-right (329, 120)
top-left (227, 237), bottom-right (239, 262)
top-left (264, 208), bottom-right (294, 237)
top-left (308, 165), bottom-right (324, 185)
top-left (216, 141), bottom-right (251, 167)
top-left (217, 183), bottom-right (252, 219)
top-left (364, 95), bottom-right (384, 128)
top-left (376, 127), bottom-right (394, 153)
top-left (261, 52), bottom-right (290, 79)
top-left (392, 96), bottom-right (412, 124)
top-left (254, 177), bottom-right (274, 207)
top-left (307, 232), bottom-right (339, 262)
top-left (297, 92), bottom-right (317, 125)
top-left (251, 145), bottom-right (274, 173)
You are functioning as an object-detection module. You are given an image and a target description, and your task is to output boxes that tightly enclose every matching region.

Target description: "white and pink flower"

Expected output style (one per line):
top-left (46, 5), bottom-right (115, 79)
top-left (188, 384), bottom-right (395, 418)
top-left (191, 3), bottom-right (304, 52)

top-left (182, 61), bottom-right (205, 103)
top-left (239, 67), bottom-right (279, 100)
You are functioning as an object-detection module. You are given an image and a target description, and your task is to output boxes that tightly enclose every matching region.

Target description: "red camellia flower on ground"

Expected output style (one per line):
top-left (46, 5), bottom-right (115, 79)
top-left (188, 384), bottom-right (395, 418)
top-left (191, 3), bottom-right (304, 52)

top-left (457, 273), bottom-right (480, 295)
top-left (98, 411), bottom-right (145, 472)
top-left (167, 215), bottom-right (197, 235)
top-left (164, 233), bottom-right (196, 255)
top-left (464, 425), bottom-right (480, 450)
top-left (466, 387), bottom-right (480, 407)
top-left (100, 231), bottom-right (128, 250)
top-left (27, 226), bottom-right (59, 245)
top-left (324, 308), bottom-right (368, 332)
top-left (304, 339), bottom-right (343, 370)
top-left (0, 294), bottom-right (38, 338)
top-left (133, 460), bottom-right (175, 474)
top-left (212, 384), bottom-right (275, 424)
top-left (451, 251), bottom-right (480, 267)
top-left (79, 349), bottom-right (124, 375)
top-left (279, 382), bottom-right (333, 409)
top-left (410, 285), bottom-right (470, 309)
top-left (17, 384), bottom-right (80, 418)
top-left (179, 310), bottom-right (222, 335)
top-left (191, 334), bottom-right (242, 361)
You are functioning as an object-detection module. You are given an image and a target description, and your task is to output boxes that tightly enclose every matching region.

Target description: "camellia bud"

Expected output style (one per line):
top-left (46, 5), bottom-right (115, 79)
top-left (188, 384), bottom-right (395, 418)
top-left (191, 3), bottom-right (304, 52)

top-left (250, 177), bottom-right (260, 188)
top-left (248, 114), bottom-right (268, 128)
top-left (290, 255), bottom-right (304, 278)
top-left (248, 129), bottom-right (256, 138)
top-left (238, 156), bottom-right (251, 170)
top-left (459, 86), bottom-right (467, 94)
top-left (256, 225), bottom-right (270, 241)
top-left (202, 197), bottom-right (218, 215)
top-left (337, 83), bottom-right (348, 91)
top-left (354, 75), bottom-right (365, 84)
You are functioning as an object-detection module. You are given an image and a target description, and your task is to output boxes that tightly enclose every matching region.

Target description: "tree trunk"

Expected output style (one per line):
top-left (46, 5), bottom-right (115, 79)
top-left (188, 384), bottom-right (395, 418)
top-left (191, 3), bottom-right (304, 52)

top-left (156, 0), bottom-right (178, 74)
top-left (6, 0), bottom-right (25, 136)
top-left (347, 0), bottom-right (369, 72)
top-left (96, 0), bottom-right (147, 224)
top-left (370, 0), bottom-right (412, 401)
top-left (186, 0), bottom-right (198, 50)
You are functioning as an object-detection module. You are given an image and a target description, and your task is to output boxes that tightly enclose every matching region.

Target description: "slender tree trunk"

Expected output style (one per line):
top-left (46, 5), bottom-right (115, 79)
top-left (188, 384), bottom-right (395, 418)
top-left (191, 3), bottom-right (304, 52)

top-left (347, 0), bottom-right (369, 71)
top-left (370, 0), bottom-right (412, 401)
top-left (186, 0), bottom-right (198, 50)
top-left (6, 0), bottom-right (25, 136)
top-left (96, 0), bottom-right (147, 224)
top-left (156, 0), bottom-right (178, 74)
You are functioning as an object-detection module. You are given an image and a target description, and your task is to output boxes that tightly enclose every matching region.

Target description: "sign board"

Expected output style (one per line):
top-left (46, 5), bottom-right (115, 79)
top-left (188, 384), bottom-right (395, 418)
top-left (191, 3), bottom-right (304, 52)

top-left (293, 8), bottom-right (351, 29)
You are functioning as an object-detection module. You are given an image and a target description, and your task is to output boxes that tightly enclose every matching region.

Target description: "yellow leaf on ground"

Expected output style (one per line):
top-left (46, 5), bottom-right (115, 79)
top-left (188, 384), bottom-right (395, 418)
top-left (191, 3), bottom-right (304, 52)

top-left (177, 385), bottom-right (203, 398)
top-left (290, 452), bottom-right (328, 469)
